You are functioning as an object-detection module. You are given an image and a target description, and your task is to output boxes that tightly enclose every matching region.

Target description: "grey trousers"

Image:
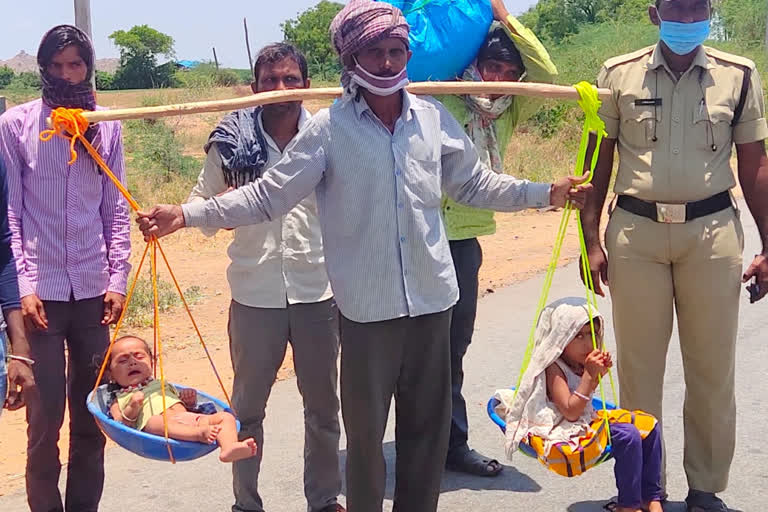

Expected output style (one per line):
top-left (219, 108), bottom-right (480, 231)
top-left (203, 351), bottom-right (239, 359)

top-left (228, 298), bottom-right (342, 512)
top-left (25, 296), bottom-right (109, 512)
top-left (340, 310), bottom-right (452, 512)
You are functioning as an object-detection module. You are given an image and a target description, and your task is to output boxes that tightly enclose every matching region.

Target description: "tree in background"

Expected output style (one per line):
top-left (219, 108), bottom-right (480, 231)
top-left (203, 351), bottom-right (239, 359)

top-left (520, 0), bottom-right (606, 42)
top-left (521, 0), bottom-right (658, 42)
top-left (174, 62), bottom-right (245, 89)
top-left (95, 70), bottom-right (117, 91)
top-left (0, 66), bottom-right (14, 89)
top-left (717, 0), bottom-right (767, 46)
top-left (281, 0), bottom-right (344, 81)
top-left (110, 25), bottom-right (175, 89)
top-left (8, 72), bottom-right (41, 90)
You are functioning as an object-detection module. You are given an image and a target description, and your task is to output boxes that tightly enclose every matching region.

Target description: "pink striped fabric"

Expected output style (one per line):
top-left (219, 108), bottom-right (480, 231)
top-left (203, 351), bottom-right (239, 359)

top-left (0, 99), bottom-right (131, 301)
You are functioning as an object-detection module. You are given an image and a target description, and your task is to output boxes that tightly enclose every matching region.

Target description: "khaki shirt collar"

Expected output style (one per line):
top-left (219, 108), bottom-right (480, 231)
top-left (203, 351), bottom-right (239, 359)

top-left (646, 43), bottom-right (714, 75)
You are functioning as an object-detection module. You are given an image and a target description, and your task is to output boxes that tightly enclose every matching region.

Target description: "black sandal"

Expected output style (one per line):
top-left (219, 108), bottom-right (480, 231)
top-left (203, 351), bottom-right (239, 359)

top-left (445, 449), bottom-right (503, 477)
top-left (686, 491), bottom-right (728, 512)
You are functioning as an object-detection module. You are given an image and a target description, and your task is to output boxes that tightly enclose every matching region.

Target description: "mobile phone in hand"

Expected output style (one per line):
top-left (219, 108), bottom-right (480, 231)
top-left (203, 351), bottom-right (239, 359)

top-left (748, 276), bottom-right (760, 304)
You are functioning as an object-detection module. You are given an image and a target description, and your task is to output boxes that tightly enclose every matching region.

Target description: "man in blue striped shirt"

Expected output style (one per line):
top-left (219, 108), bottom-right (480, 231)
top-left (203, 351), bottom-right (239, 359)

top-left (138, 2), bottom-right (590, 510)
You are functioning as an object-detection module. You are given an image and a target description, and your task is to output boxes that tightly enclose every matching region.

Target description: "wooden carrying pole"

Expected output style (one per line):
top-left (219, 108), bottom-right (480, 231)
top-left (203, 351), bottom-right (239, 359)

top-left (59, 82), bottom-right (611, 124)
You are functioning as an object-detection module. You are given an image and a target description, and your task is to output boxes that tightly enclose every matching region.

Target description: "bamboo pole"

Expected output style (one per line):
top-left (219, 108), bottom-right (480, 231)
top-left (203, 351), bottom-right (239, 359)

top-left (59, 82), bottom-right (611, 124)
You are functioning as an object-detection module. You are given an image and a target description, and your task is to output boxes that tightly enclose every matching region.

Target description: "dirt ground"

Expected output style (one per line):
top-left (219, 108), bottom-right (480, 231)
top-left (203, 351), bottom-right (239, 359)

top-left (0, 208), bottom-right (583, 497)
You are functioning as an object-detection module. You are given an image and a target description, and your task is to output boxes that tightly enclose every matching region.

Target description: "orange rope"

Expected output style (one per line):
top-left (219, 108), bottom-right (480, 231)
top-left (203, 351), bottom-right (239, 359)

top-left (152, 240), bottom-right (175, 463)
top-left (42, 107), bottom-right (229, 459)
top-left (157, 240), bottom-right (232, 407)
top-left (41, 108), bottom-right (141, 212)
top-left (92, 241), bottom-right (150, 396)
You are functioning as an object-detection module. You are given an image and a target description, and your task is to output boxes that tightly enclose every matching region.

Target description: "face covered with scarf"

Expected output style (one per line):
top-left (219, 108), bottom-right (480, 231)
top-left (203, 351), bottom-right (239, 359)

top-left (463, 24), bottom-right (526, 173)
top-left (330, 0), bottom-right (411, 97)
top-left (37, 24), bottom-right (96, 112)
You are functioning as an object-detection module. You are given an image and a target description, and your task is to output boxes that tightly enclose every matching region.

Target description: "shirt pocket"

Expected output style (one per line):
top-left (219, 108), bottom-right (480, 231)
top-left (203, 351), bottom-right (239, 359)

top-left (406, 156), bottom-right (442, 207)
top-left (621, 105), bottom-right (660, 149)
top-left (692, 104), bottom-right (733, 151)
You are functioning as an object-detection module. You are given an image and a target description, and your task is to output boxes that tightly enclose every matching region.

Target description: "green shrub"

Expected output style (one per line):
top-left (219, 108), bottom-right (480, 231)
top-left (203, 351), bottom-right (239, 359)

top-left (0, 66), bottom-right (14, 89)
top-left (96, 70), bottom-right (117, 91)
top-left (7, 71), bottom-right (41, 90)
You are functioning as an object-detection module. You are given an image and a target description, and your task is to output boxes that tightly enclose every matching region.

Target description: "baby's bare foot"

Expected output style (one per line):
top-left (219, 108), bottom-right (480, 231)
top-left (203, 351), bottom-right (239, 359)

top-left (198, 424), bottom-right (221, 444)
top-left (219, 438), bottom-right (258, 463)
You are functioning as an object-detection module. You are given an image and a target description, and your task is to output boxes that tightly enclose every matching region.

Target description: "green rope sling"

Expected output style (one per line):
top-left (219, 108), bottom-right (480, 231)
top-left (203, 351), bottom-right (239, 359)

top-left (512, 81), bottom-right (618, 451)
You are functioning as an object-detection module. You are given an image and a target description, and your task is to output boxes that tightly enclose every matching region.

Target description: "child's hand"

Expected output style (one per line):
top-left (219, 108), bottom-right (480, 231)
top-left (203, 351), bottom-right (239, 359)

top-left (584, 350), bottom-right (609, 380)
top-left (601, 351), bottom-right (613, 370)
top-left (130, 391), bottom-right (145, 405)
top-left (179, 388), bottom-right (197, 408)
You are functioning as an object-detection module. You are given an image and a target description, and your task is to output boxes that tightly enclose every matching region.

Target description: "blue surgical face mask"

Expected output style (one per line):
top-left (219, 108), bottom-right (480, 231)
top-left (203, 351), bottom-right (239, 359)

top-left (658, 15), bottom-right (711, 56)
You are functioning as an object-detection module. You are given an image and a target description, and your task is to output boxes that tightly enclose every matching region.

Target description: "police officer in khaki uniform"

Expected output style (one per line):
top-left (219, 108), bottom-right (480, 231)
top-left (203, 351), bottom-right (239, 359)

top-left (580, 1), bottom-right (768, 511)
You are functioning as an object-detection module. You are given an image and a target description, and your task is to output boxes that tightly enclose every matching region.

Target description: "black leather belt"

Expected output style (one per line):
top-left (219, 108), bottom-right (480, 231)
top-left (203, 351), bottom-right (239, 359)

top-left (616, 191), bottom-right (732, 224)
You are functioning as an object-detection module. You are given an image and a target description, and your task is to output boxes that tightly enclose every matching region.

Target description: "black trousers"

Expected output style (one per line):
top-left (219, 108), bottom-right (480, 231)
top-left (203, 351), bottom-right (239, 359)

top-left (25, 296), bottom-right (109, 512)
top-left (340, 309), bottom-right (452, 512)
top-left (447, 238), bottom-right (483, 457)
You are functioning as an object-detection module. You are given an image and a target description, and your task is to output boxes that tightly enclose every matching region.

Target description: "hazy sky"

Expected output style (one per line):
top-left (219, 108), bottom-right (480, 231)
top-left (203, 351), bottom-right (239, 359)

top-left (0, 0), bottom-right (539, 68)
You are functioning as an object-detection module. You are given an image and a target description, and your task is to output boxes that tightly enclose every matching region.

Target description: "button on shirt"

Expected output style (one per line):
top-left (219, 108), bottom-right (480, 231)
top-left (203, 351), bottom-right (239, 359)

top-left (182, 92), bottom-right (550, 323)
top-left (187, 108), bottom-right (332, 308)
top-left (0, 100), bottom-right (131, 301)
top-left (597, 44), bottom-right (768, 203)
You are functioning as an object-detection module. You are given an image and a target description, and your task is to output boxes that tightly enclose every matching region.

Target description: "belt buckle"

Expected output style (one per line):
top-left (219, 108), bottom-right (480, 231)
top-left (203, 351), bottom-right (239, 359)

top-left (656, 202), bottom-right (686, 224)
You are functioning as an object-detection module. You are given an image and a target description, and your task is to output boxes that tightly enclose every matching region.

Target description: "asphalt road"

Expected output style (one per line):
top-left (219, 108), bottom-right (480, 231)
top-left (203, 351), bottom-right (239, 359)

top-left (3, 203), bottom-right (763, 511)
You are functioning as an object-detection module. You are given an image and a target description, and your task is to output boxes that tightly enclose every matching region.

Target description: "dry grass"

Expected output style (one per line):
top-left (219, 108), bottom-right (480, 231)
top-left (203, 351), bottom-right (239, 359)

top-left (505, 120), bottom-right (583, 183)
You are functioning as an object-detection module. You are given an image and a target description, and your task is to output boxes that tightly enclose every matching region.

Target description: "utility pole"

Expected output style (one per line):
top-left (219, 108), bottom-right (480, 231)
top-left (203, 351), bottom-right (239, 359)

top-left (244, 18), bottom-right (254, 79)
top-left (212, 47), bottom-right (220, 70)
top-left (74, 0), bottom-right (96, 88)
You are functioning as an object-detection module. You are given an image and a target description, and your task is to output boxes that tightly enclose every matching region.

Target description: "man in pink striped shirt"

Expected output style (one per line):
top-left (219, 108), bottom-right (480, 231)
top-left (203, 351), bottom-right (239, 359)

top-left (0, 25), bottom-right (130, 512)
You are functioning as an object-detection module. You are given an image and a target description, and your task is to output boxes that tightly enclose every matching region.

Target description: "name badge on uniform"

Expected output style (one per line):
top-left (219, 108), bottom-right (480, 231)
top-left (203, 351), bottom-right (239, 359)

top-left (634, 98), bottom-right (662, 107)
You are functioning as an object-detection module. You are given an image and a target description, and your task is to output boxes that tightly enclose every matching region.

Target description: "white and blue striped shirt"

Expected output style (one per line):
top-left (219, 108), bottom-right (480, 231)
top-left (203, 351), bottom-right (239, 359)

top-left (183, 92), bottom-right (550, 323)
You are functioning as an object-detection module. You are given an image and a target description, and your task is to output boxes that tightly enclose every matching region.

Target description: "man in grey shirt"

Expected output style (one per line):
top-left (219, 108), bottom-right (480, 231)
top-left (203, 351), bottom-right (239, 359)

top-left (137, 2), bottom-right (591, 510)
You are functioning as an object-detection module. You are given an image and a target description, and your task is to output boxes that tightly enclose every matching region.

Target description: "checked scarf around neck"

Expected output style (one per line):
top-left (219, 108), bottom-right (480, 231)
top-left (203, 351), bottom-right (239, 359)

top-left (461, 64), bottom-right (515, 174)
top-left (204, 107), bottom-right (269, 189)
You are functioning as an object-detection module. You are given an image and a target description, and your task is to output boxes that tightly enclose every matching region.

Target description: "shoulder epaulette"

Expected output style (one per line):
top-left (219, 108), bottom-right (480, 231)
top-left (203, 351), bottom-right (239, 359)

top-left (603, 46), bottom-right (655, 70)
top-left (703, 46), bottom-right (756, 70)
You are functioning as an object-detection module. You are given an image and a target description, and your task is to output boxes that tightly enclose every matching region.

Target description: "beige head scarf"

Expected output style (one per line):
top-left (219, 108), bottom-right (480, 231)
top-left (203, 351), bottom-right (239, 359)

top-left (494, 297), bottom-right (603, 459)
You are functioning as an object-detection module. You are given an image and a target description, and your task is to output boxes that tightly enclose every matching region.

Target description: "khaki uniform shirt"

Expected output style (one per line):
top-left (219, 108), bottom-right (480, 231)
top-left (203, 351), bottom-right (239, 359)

top-left (597, 43), bottom-right (768, 203)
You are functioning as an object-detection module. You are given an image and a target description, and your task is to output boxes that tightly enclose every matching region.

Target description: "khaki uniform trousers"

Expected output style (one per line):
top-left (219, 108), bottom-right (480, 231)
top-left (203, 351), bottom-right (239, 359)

top-left (605, 204), bottom-right (743, 493)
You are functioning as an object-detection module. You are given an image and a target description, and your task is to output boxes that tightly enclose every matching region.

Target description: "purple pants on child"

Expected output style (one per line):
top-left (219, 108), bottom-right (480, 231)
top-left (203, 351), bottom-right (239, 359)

top-left (610, 422), bottom-right (664, 508)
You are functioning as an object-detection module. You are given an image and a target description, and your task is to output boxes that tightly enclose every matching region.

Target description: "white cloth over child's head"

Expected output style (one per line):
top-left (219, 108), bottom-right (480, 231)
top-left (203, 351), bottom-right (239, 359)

top-left (494, 297), bottom-right (603, 460)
